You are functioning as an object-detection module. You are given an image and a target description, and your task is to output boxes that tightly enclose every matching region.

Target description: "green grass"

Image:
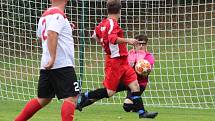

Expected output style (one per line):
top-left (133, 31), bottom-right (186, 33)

top-left (0, 100), bottom-right (214, 121)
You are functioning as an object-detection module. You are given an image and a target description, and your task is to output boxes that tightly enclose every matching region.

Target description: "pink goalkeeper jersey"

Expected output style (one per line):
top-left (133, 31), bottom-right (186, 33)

top-left (128, 49), bottom-right (155, 87)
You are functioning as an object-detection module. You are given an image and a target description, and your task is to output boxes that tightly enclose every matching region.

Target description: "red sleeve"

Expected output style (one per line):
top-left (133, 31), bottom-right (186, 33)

top-left (108, 22), bottom-right (120, 44)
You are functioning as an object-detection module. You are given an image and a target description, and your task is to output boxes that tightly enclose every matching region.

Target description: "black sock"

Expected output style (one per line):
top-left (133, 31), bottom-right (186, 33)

top-left (130, 92), bottom-right (145, 114)
top-left (85, 88), bottom-right (109, 100)
top-left (81, 99), bottom-right (97, 108)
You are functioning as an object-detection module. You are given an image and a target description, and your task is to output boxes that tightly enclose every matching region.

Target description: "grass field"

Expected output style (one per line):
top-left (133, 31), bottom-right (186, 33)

top-left (0, 100), bottom-right (214, 121)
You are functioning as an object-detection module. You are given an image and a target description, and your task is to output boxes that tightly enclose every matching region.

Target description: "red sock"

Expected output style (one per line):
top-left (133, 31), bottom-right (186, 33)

top-left (15, 98), bottom-right (42, 121)
top-left (61, 101), bottom-right (75, 121)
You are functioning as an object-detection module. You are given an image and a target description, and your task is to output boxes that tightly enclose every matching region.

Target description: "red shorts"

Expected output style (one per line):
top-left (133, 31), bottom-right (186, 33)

top-left (103, 55), bottom-right (137, 91)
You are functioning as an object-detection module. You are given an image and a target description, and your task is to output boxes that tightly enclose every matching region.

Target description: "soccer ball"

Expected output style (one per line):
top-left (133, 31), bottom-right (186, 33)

top-left (135, 59), bottom-right (151, 75)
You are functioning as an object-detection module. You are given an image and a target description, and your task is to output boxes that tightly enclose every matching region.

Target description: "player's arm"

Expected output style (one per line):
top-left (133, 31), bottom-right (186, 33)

top-left (115, 37), bottom-right (138, 46)
top-left (44, 31), bottom-right (58, 70)
top-left (92, 30), bottom-right (100, 42)
top-left (44, 14), bottom-right (65, 69)
top-left (108, 24), bottom-right (138, 45)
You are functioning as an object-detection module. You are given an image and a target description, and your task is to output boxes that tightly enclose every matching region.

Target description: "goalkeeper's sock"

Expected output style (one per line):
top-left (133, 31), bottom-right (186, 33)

top-left (14, 98), bottom-right (42, 121)
top-left (86, 88), bottom-right (109, 100)
top-left (61, 100), bottom-right (75, 121)
top-left (130, 92), bottom-right (145, 115)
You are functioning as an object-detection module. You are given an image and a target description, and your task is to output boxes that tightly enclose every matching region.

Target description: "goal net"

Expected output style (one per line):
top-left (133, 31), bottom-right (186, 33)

top-left (0, 0), bottom-right (215, 109)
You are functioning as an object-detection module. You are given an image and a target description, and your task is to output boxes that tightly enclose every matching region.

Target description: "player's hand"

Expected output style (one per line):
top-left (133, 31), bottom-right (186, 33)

top-left (127, 38), bottom-right (138, 46)
top-left (142, 69), bottom-right (151, 77)
top-left (44, 58), bottom-right (55, 70)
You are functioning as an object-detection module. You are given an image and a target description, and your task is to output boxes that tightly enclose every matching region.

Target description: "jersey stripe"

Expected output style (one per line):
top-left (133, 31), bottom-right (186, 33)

top-left (108, 19), bottom-right (114, 34)
top-left (108, 19), bottom-right (120, 58)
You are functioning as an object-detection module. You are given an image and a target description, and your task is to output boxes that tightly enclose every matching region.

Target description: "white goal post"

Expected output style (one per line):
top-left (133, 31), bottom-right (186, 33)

top-left (0, 0), bottom-right (214, 109)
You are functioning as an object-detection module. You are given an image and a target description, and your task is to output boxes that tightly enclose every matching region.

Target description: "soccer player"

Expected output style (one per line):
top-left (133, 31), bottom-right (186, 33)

top-left (14, 0), bottom-right (79, 121)
top-left (77, 34), bottom-right (158, 118)
top-left (119, 34), bottom-right (158, 116)
top-left (77, 0), bottom-right (155, 119)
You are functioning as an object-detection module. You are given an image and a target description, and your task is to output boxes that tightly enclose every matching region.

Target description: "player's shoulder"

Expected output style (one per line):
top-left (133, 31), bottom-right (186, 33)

top-left (42, 7), bottom-right (66, 19)
top-left (99, 18), bottom-right (119, 27)
top-left (145, 51), bottom-right (155, 58)
top-left (95, 18), bottom-right (110, 31)
top-left (146, 51), bottom-right (154, 56)
top-left (146, 51), bottom-right (153, 55)
top-left (98, 18), bottom-right (110, 26)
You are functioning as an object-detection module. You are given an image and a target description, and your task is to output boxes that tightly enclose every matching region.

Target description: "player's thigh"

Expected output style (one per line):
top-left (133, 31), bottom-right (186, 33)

top-left (50, 67), bottom-right (80, 100)
top-left (103, 63), bottom-right (124, 91)
top-left (122, 65), bottom-right (138, 88)
top-left (37, 69), bottom-right (55, 98)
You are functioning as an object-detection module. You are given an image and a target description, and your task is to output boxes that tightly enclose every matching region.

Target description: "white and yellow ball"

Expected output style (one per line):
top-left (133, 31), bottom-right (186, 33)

top-left (135, 59), bottom-right (151, 75)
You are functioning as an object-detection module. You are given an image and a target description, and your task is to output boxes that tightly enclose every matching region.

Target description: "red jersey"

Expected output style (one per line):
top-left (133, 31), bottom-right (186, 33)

top-left (93, 18), bottom-right (128, 58)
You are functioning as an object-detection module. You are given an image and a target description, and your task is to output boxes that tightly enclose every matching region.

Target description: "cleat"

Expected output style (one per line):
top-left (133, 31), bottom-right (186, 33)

top-left (139, 111), bottom-right (158, 119)
top-left (76, 93), bottom-right (87, 111)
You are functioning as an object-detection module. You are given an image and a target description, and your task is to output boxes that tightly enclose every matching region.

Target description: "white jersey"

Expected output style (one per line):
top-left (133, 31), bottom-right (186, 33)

top-left (37, 7), bottom-right (75, 69)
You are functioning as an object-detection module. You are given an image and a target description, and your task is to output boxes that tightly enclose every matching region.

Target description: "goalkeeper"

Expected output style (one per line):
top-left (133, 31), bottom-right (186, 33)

top-left (118, 34), bottom-right (157, 113)
top-left (77, 34), bottom-right (158, 119)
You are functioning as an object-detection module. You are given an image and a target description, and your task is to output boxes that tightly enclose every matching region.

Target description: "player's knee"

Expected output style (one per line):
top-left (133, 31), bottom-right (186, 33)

top-left (64, 97), bottom-right (77, 105)
top-left (128, 80), bottom-right (140, 92)
top-left (123, 98), bottom-right (134, 112)
top-left (37, 98), bottom-right (52, 107)
top-left (106, 89), bottom-right (116, 97)
top-left (124, 98), bottom-right (133, 104)
top-left (123, 103), bottom-right (134, 112)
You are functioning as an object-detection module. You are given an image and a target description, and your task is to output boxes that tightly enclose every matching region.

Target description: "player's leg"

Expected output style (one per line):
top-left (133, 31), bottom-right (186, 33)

top-left (76, 87), bottom-right (111, 111)
top-left (61, 97), bottom-right (77, 121)
top-left (76, 59), bottom-right (122, 111)
top-left (76, 82), bottom-right (127, 111)
top-left (127, 82), bottom-right (158, 118)
top-left (51, 67), bottom-right (80, 121)
top-left (14, 70), bottom-right (53, 121)
top-left (123, 90), bottom-right (135, 112)
top-left (123, 86), bottom-right (145, 112)
top-left (14, 98), bottom-right (52, 121)
top-left (76, 79), bottom-right (120, 111)
top-left (76, 84), bottom-right (122, 111)
top-left (123, 66), bottom-right (157, 118)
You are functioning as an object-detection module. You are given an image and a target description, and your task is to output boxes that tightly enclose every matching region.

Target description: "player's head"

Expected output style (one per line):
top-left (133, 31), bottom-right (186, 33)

top-left (106, 0), bottom-right (121, 15)
top-left (134, 34), bottom-right (148, 50)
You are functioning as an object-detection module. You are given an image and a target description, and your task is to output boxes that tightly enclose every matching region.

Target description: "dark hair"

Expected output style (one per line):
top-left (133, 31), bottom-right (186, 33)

top-left (106, 0), bottom-right (121, 14)
top-left (135, 34), bottom-right (148, 44)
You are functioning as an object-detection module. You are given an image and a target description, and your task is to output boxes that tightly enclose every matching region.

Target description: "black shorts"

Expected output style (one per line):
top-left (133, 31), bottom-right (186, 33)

top-left (38, 67), bottom-right (80, 99)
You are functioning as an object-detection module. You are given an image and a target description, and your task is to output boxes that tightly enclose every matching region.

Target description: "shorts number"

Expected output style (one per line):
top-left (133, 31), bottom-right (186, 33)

top-left (74, 82), bottom-right (80, 92)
